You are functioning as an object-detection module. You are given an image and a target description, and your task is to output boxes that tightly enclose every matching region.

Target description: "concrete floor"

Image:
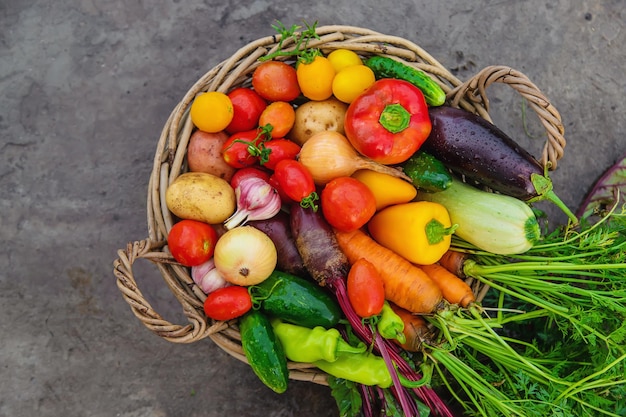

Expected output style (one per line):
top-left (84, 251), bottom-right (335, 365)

top-left (2, 1), bottom-right (625, 416)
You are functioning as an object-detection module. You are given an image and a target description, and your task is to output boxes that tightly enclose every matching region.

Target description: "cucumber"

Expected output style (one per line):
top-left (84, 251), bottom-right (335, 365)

top-left (365, 55), bottom-right (446, 106)
top-left (417, 176), bottom-right (540, 254)
top-left (249, 270), bottom-right (342, 329)
top-left (239, 310), bottom-right (289, 394)
top-left (401, 151), bottom-right (453, 192)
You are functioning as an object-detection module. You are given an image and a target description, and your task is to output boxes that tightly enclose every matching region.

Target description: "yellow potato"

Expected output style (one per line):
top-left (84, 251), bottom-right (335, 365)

top-left (289, 97), bottom-right (348, 146)
top-left (165, 172), bottom-right (236, 224)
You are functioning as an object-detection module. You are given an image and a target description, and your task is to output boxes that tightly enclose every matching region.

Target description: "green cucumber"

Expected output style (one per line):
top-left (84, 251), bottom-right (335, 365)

top-left (239, 310), bottom-right (289, 394)
top-left (417, 176), bottom-right (540, 254)
top-left (249, 270), bottom-right (342, 329)
top-left (402, 151), bottom-right (453, 192)
top-left (365, 55), bottom-right (446, 106)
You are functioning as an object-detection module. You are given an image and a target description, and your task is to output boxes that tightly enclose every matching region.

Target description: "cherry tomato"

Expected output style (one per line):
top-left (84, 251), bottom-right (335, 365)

top-left (347, 258), bottom-right (386, 318)
top-left (332, 64), bottom-right (376, 104)
top-left (167, 220), bottom-right (218, 267)
top-left (321, 176), bottom-right (376, 232)
top-left (230, 166), bottom-right (271, 189)
top-left (296, 55), bottom-right (336, 101)
top-left (226, 87), bottom-right (267, 133)
top-left (203, 285), bottom-right (252, 321)
top-left (260, 139), bottom-right (301, 170)
top-left (252, 61), bottom-right (301, 102)
top-left (258, 101), bottom-right (296, 138)
top-left (221, 129), bottom-right (266, 169)
top-left (272, 159), bottom-right (318, 210)
top-left (269, 174), bottom-right (295, 205)
top-left (190, 91), bottom-right (234, 133)
top-left (327, 49), bottom-right (363, 72)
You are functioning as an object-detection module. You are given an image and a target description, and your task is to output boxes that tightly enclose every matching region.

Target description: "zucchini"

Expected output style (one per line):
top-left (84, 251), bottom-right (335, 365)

top-left (249, 270), bottom-right (342, 329)
top-left (401, 151), bottom-right (453, 192)
top-left (417, 177), bottom-right (540, 254)
top-left (239, 310), bottom-right (289, 394)
top-left (364, 55), bottom-right (446, 106)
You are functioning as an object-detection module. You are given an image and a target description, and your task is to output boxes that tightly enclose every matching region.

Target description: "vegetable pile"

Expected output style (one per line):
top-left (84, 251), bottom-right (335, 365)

top-left (163, 21), bottom-right (626, 417)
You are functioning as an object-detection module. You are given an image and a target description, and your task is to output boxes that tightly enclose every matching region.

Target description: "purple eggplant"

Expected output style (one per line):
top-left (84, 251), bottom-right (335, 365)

top-left (422, 106), bottom-right (578, 223)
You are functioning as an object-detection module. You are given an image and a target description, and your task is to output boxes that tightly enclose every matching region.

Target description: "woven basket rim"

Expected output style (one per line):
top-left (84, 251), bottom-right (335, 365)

top-left (113, 24), bottom-right (567, 386)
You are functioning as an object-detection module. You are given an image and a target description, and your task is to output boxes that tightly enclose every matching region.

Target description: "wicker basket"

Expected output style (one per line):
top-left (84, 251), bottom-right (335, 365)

top-left (112, 25), bottom-right (566, 386)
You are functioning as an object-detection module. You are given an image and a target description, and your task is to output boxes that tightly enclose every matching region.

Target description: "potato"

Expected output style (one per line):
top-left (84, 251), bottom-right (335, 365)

top-left (186, 130), bottom-right (236, 181)
top-left (165, 172), bottom-right (236, 224)
top-left (289, 97), bottom-right (348, 146)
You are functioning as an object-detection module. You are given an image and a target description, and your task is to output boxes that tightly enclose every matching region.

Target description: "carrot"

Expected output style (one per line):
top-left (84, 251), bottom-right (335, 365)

top-left (389, 303), bottom-right (432, 352)
top-left (334, 229), bottom-right (443, 314)
top-left (419, 263), bottom-right (475, 307)
top-left (438, 249), bottom-right (468, 278)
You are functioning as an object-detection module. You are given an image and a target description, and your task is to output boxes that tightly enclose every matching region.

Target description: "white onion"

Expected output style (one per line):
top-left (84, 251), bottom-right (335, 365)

top-left (213, 226), bottom-right (277, 286)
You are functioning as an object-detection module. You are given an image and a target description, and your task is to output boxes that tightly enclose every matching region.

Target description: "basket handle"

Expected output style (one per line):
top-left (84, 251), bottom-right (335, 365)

top-left (446, 65), bottom-right (566, 170)
top-left (113, 239), bottom-right (228, 343)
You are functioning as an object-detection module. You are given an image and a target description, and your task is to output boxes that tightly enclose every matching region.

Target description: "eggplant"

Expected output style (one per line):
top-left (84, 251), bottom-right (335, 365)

top-left (422, 106), bottom-right (578, 223)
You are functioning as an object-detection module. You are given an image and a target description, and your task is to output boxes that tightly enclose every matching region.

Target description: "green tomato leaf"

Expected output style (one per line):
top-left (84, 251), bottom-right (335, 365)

top-left (577, 153), bottom-right (626, 221)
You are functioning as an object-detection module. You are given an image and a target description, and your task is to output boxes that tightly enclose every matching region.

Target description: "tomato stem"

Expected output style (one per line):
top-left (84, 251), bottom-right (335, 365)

top-left (300, 192), bottom-right (319, 212)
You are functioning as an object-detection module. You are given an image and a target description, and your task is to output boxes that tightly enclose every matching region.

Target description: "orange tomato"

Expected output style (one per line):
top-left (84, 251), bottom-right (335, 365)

top-left (258, 101), bottom-right (296, 138)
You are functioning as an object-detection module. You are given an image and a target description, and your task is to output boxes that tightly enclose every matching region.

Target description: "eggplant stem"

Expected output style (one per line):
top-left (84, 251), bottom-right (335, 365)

top-left (530, 172), bottom-right (579, 225)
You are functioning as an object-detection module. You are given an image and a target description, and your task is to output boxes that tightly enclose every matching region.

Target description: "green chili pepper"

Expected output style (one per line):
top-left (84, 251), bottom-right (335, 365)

top-left (314, 348), bottom-right (431, 389)
top-left (270, 318), bottom-right (366, 363)
top-left (376, 301), bottom-right (406, 344)
top-left (314, 350), bottom-right (394, 388)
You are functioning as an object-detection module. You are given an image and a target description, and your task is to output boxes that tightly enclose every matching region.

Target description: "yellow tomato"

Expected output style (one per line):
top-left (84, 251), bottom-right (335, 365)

top-left (327, 49), bottom-right (363, 72)
top-left (332, 64), bottom-right (376, 103)
top-left (296, 55), bottom-right (336, 101)
top-left (190, 91), bottom-right (234, 133)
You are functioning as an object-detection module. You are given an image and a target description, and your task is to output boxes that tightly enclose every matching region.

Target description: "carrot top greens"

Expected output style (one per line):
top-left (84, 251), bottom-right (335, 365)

top-left (423, 204), bottom-right (626, 417)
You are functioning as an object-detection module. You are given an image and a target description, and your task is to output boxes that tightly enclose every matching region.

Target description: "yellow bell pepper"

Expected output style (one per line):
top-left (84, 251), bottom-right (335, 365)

top-left (367, 201), bottom-right (456, 265)
top-left (352, 169), bottom-right (417, 211)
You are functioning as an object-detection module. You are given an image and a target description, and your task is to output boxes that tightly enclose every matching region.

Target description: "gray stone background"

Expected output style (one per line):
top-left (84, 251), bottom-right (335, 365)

top-left (1, 1), bottom-right (624, 416)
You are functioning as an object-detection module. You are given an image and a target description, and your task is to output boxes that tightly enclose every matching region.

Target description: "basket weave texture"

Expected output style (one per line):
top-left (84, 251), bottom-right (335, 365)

top-left (113, 25), bottom-right (567, 386)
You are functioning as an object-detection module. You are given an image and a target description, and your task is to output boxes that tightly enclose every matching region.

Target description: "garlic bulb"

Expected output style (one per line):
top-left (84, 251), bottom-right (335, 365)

top-left (223, 177), bottom-right (282, 229)
top-left (191, 258), bottom-right (230, 294)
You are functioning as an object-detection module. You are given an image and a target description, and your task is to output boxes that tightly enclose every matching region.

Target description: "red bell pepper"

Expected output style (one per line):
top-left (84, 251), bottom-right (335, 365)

top-left (344, 78), bottom-right (431, 165)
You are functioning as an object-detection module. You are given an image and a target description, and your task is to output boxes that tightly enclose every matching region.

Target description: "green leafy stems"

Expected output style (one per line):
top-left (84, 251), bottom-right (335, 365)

top-left (260, 20), bottom-right (321, 63)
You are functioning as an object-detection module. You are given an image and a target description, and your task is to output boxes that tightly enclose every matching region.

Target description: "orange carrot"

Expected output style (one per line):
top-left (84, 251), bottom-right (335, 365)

top-left (438, 249), bottom-right (468, 278)
top-left (419, 263), bottom-right (476, 307)
top-left (389, 303), bottom-right (432, 352)
top-left (334, 229), bottom-right (443, 314)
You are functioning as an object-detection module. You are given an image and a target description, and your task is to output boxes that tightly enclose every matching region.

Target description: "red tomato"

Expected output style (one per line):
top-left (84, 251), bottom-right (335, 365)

top-left (221, 129), bottom-right (266, 169)
top-left (269, 174), bottom-right (295, 205)
top-left (252, 61), bottom-right (301, 102)
top-left (273, 159), bottom-right (318, 210)
top-left (203, 285), bottom-right (252, 321)
top-left (347, 258), bottom-right (386, 318)
top-left (230, 166), bottom-right (271, 189)
top-left (167, 220), bottom-right (218, 267)
top-left (321, 176), bottom-right (376, 232)
top-left (226, 87), bottom-right (267, 134)
top-left (260, 139), bottom-right (301, 170)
